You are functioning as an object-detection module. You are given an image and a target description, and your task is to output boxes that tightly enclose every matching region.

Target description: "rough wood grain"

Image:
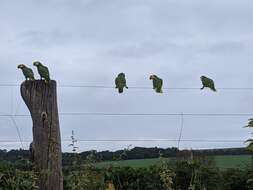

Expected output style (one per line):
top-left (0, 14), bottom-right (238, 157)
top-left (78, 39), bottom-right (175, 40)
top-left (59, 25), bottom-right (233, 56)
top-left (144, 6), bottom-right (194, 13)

top-left (21, 80), bottom-right (63, 190)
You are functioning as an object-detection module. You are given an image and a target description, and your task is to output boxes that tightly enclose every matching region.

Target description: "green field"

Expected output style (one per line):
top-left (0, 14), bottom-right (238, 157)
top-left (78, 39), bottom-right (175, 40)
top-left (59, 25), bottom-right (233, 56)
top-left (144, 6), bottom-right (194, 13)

top-left (96, 155), bottom-right (252, 169)
top-left (96, 157), bottom-right (170, 168)
top-left (214, 155), bottom-right (251, 169)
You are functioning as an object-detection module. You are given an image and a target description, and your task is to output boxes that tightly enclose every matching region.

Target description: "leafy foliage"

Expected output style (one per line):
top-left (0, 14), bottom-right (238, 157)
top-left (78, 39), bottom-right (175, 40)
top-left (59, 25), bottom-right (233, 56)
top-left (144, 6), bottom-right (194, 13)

top-left (1, 148), bottom-right (253, 190)
top-left (0, 161), bottom-right (38, 190)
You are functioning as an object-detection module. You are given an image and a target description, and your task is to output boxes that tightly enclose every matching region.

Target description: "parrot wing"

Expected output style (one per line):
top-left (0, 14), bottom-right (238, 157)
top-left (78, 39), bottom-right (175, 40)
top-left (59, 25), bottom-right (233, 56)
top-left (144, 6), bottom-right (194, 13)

top-left (115, 77), bottom-right (123, 87)
top-left (23, 67), bottom-right (35, 79)
top-left (156, 78), bottom-right (163, 93)
top-left (115, 76), bottom-right (126, 93)
top-left (38, 66), bottom-right (50, 81)
top-left (152, 79), bottom-right (157, 89)
top-left (201, 77), bottom-right (208, 87)
top-left (209, 79), bottom-right (216, 91)
top-left (205, 78), bottom-right (216, 91)
top-left (115, 77), bottom-right (119, 87)
top-left (202, 77), bottom-right (216, 91)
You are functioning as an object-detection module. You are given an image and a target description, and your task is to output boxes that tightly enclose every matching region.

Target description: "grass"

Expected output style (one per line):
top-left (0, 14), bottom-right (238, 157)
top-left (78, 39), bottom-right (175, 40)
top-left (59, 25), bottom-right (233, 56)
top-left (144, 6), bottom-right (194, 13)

top-left (96, 155), bottom-right (252, 169)
top-left (214, 155), bottom-right (251, 169)
top-left (96, 158), bottom-right (170, 168)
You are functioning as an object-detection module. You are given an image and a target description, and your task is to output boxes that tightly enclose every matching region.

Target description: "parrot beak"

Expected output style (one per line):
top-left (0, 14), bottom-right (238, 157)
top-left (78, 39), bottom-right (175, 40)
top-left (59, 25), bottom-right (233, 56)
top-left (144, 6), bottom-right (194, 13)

top-left (33, 62), bottom-right (40, 66)
top-left (17, 64), bottom-right (23, 69)
top-left (149, 75), bottom-right (154, 80)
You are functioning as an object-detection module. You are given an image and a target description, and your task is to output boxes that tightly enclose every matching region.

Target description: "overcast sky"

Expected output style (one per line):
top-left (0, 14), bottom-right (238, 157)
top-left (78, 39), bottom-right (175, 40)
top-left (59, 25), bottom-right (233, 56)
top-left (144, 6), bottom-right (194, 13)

top-left (0, 0), bottom-right (253, 152)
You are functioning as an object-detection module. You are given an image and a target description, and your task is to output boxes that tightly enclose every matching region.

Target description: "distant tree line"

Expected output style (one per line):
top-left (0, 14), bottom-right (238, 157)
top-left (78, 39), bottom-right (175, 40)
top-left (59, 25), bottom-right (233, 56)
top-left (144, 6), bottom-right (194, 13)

top-left (0, 147), bottom-right (250, 165)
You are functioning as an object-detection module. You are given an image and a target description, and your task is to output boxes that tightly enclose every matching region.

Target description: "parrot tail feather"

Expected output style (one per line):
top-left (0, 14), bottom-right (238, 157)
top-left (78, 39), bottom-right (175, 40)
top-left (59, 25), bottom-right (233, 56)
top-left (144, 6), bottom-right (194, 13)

top-left (118, 88), bottom-right (123, 93)
top-left (156, 89), bottom-right (163, 93)
top-left (212, 87), bottom-right (217, 92)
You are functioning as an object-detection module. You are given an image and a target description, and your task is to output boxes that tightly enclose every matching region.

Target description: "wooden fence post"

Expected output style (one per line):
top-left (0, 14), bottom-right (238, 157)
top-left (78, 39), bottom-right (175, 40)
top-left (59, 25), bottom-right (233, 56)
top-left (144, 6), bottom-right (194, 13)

top-left (21, 80), bottom-right (63, 190)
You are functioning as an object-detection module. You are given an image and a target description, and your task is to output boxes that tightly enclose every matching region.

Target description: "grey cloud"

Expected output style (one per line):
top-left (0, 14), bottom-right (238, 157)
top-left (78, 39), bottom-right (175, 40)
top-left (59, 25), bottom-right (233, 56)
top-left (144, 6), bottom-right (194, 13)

top-left (0, 0), bottom-right (252, 151)
top-left (105, 41), bottom-right (174, 59)
top-left (19, 30), bottom-right (72, 48)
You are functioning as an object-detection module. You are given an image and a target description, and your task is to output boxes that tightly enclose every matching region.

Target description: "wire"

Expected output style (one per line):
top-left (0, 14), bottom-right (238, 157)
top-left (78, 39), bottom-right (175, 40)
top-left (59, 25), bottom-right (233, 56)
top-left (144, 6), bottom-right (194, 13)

top-left (1, 84), bottom-right (253, 90)
top-left (8, 88), bottom-right (25, 149)
top-left (0, 113), bottom-right (252, 117)
top-left (58, 85), bottom-right (253, 90)
top-left (46, 113), bottom-right (253, 116)
top-left (75, 139), bottom-right (245, 143)
top-left (0, 139), bottom-right (245, 143)
top-left (178, 113), bottom-right (184, 149)
top-left (9, 116), bottom-right (24, 149)
top-left (0, 84), bottom-right (19, 87)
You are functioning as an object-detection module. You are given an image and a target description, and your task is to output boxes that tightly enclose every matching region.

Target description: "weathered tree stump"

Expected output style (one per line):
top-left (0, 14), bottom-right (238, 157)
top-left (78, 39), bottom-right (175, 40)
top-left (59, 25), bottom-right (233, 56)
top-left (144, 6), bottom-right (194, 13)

top-left (21, 80), bottom-right (63, 190)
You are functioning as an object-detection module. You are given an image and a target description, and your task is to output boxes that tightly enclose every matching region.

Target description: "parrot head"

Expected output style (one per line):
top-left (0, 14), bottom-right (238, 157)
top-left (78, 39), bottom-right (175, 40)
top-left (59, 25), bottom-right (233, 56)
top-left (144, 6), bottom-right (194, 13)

top-left (200, 76), bottom-right (207, 80)
top-left (17, 64), bottom-right (26, 69)
top-left (118, 73), bottom-right (125, 78)
top-left (149, 75), bottom-right (157, 80)
top-left (33, 61), bottom-right (42, 67)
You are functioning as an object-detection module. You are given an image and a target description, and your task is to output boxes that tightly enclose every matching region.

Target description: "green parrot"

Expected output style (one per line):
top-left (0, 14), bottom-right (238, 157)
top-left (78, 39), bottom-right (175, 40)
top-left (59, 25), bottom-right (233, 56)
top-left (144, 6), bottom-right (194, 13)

top-left (33, 61), bottom-right (50, 82)
top-left (200, 76), bottom-right (217, 92)
top-left (149, 75), bottom-right (163, 93)
top-left (115, 73), bottom-right (128, 93)
top-left (245, 118), bottom-right (253, 128)
top-left (17, 64), bottom-right (35, 81)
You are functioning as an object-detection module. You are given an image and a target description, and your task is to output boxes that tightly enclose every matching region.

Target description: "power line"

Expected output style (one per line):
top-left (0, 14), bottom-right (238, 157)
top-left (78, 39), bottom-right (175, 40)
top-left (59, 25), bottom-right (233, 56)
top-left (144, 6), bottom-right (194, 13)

top-left (75, 139), bottom-right (245, 143)
top-left (58, 86), bottom-right (253, 90)
top-left (178, 113), bottom-right (184, 149)
top-left (0, 113), bottom-right (252, 117)
top-left (0, 139), bottom-right (245, 143)
top-left (1, 84), bottom-right (253, 90)
top-left (0, 84), bottom-right (19, 87)
top-left (10, 88), bottom-right (24, 149)
top-left (43, 113), bottom-right (253, 116)
top-left (9, 116), bottom-right (24, 149)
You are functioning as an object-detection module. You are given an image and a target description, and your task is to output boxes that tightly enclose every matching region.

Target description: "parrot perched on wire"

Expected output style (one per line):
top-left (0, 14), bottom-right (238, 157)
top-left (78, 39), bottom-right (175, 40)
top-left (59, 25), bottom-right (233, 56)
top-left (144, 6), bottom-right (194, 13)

top-left (150, 75), bottom-right (163, 93)
top-left (17, 64), bottom-right (35, 81)
top-left (33, 61), bottom-right (50, 82)
top-left (115, 73), bottom-right (128, 93)
top-left (200, 76), bottom-right (217, 92)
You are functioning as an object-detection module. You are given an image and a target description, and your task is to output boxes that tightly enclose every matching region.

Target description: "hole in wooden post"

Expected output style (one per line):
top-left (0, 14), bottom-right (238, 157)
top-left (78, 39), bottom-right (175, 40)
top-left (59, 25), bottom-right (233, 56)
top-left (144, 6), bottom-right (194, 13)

top-left (41, 112), bottom-right (48, 122)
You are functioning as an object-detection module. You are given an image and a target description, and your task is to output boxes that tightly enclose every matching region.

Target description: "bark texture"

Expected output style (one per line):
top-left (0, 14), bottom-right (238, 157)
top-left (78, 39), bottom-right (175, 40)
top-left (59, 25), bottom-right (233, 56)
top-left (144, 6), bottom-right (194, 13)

top-left (21, 80), bottom-right (63, 190)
